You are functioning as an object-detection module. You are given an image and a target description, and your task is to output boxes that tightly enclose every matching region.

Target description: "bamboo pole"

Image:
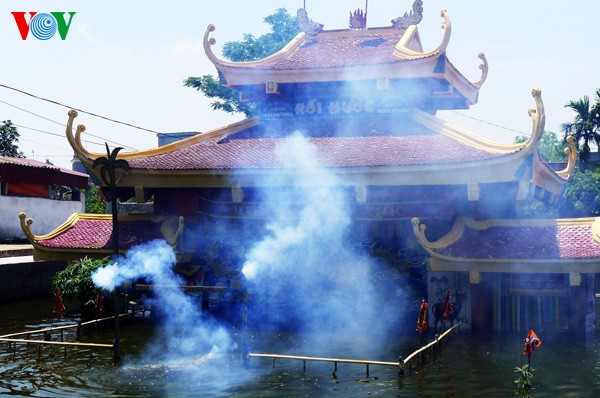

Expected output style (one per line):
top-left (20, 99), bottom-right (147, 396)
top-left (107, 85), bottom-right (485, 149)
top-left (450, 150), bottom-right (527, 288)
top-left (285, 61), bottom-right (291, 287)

top-left (249, 353), bottom-right (399, 367)
top-left (0, 310), bottom-right (142, 340)
top-left (400, 322), bottom-right (462, 375)
top-left (249, 353), bottom-right (397, 377)
top-left (134, 284), bottom-right (227, 292)
top-left (0, 338), bottom-right (113, 348)
top-left (249, 322), bottom-right (462, 377)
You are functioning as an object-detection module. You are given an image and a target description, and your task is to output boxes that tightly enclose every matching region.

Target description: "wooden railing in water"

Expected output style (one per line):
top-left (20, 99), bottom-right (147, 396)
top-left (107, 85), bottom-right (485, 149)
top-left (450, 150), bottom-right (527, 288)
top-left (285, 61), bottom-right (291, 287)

top-left (0, 308), bottom-right (146, 360)
top-left (248, 322), bottom-right (462, 377)
top-left (134, 284), bottom-right (227, 292)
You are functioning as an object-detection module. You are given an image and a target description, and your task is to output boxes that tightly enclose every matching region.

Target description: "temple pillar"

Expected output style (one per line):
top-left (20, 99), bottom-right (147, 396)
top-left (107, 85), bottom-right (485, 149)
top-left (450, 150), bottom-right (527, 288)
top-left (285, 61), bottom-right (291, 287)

top-left (470, 273), bottom-right (491, 332)
top-left (568, 273), bottom-right (596, 337)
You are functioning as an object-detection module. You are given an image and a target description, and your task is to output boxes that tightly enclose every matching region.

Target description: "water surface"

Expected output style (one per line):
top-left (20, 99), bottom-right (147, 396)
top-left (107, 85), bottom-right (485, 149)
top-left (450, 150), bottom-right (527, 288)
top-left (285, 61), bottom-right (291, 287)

top-left (1, 298), bottom-right (599, 397)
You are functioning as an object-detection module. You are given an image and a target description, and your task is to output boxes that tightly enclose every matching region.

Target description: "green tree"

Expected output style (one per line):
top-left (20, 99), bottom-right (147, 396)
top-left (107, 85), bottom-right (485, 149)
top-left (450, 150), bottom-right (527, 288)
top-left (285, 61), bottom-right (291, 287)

top-left (86, 185), bottom-right (106, 214)
top-left (513, 132), bottom-right (599, 218)
top-left (557, 165), bottom-right (600, 217)
top-left (514, 131), bottom-right (566, 162)
top-left (0, 120), bottom-right (24, 158)
top-left (561, 89), bottom-right (600, 166)
top-left (184, 8), bottom-right (300, 117)
top-left (52, 256), bottom-right (114, 320)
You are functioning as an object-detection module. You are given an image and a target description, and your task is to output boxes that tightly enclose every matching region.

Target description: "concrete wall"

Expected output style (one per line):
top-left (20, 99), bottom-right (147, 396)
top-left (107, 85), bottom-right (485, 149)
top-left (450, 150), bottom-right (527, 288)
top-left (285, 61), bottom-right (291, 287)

top-left (0, 195), bottom-right (84, 241)
top-left (0, 260), bottom-right (67, 303)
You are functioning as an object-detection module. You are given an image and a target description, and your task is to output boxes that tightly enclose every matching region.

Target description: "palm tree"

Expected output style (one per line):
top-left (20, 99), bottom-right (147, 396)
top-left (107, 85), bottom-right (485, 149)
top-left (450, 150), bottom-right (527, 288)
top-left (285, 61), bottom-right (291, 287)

top-left (561, 89), bottom-right (600, 165)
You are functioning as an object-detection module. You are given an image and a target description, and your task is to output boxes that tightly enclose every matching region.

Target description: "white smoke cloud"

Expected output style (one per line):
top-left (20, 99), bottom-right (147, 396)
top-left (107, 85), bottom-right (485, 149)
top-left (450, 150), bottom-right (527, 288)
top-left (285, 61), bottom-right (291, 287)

top-left (241, 133), bottom-right (395, 351)
top-left (92, 240), bottom-right (235, 362)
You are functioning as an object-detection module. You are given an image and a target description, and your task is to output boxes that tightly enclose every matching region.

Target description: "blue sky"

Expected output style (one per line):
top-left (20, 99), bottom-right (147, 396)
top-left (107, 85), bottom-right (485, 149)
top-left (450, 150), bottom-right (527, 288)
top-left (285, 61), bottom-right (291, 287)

top-left (1, 0), bottom-right (599, 168)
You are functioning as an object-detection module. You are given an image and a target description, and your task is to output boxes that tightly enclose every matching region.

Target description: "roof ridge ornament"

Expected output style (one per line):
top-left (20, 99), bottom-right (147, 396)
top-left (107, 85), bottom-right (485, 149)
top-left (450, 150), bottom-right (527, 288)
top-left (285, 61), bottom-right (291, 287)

top-left (65, 109), bottom-right (93, 160)
top-left (297, 8), bottom-right (324, 36)
top-left (556, 135), bottom-right (578, 179)
top-left (349, 8), bottom-right (367, 30)
top-left (393, 9), bottom-right (450, 59)
top-left (18, 212), bottom-right (36, 243)
top-left (411, 217), bottom-right (466, 251)
top-left (472, 53), bottom-right (489, 88)
top-left (526, 88), bottom-right (545, 149)
top-left (392, 0), bottom-right (424, 30)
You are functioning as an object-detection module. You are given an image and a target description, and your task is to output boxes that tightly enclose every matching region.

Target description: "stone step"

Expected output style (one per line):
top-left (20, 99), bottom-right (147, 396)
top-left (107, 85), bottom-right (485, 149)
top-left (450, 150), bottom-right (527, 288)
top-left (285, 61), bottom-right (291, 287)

top-left (0, 244), bottom-right (34, 258)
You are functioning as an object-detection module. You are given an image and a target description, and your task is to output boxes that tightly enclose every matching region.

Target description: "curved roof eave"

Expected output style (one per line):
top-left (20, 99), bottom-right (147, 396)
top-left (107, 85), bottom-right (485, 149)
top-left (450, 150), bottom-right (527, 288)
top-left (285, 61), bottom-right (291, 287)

top-left (214, 56), bottom-right (442, 86)
top-left (66, 88), bottom-right (556, 190)
top-left (427, 256), bottom-right (600, 274)
top-left (19, 211), bottom-right (184, 255)
top-left (412, 216), bottom-right (600, 266)
top-left (443, 55), bottom-right (487, 105)
top-left (19, 211), bottom-right (160, 242)
top-left (66, 109), bottom-right (259, 175)
top-left (204, 10), bottom-right (465, 87)
top-left (203, 24), bottom-right (308, 69)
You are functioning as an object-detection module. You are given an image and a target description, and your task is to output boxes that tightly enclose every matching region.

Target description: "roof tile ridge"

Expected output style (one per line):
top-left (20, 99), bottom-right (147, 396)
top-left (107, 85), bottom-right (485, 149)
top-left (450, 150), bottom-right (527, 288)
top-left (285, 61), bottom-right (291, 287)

top-left (393, 9), bottom-right (451, 60)
top-left (465, 217), bottom-right (596, 228)
top-left (19, 212), bottom-right (168, 243)
top-left (203, 24), bottom-right (307, 68)
top-left (412, 109), bottom-right (524, 154)
top-left (68, 108), bottom-right (259, 162)
top-left (118, 117), bottom-right (260, 160)
top-left (18, 212), bottom-right (97, 243)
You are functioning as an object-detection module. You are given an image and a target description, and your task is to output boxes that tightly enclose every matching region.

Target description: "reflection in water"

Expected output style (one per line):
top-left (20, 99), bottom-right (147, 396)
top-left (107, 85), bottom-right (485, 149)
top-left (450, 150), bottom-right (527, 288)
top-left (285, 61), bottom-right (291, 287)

top-left (2, 298), bottom-right (600, 397)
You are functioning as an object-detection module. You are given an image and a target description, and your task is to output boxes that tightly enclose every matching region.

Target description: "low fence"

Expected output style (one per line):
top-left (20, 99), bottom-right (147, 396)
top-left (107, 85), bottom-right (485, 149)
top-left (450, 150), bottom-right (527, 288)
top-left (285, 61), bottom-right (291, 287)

top-left (0, 308), bottom-right (146, 361)
top-left (248, 322), bottom-right (462, 377)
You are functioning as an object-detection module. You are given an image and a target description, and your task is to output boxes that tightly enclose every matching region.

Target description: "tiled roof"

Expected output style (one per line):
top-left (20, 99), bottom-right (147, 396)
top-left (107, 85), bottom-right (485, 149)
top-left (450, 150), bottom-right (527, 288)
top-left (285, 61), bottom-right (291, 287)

top-left (0, 156), bottom-right (89, 188)
top-left (127, 134), bottom-right (510, 171)
top-left (35, 218), bottom-right (163, 250)
top-left (242, 33), bottom-right (411, 70)
top-left (435, 223), bottom-right (600, 260)
top-left (0, 156), bottom-right (87, 178)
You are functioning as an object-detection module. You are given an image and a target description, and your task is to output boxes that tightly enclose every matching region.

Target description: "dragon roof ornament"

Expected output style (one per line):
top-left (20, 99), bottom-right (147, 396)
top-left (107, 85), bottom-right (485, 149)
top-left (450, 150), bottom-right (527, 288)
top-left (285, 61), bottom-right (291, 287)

top-left (392, 0), bottom-right (423, 30)
top-left (297, 8), bottom-right (324, 36)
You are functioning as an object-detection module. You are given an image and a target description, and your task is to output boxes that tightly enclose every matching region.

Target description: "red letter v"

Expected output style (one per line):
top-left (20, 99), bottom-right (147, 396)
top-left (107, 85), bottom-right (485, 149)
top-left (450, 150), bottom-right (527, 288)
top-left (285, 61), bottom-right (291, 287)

top-left (11, 12), bottom-right (37, 40)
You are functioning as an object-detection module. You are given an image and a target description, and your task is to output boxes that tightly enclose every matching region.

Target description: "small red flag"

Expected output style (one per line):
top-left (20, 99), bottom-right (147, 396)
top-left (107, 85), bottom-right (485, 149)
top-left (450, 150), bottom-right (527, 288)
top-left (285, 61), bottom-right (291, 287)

top-left (523, 329), bottom-right (542, 356)
top-left (417, 299), bottom-right (428, 333)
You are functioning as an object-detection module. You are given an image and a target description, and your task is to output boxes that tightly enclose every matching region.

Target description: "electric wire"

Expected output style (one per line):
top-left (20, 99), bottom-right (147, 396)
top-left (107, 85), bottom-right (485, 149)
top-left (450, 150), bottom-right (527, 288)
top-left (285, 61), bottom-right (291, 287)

top-left (19, 137), bottom-right (73, 153)
top-left (13, 123), bottom-right (111, 148)
top-left (0, 98), bottom-right (140, 150)
top-left (450, 110), bottom-right (529, 136)
top-left (0, 83), bottom-right (160, 134)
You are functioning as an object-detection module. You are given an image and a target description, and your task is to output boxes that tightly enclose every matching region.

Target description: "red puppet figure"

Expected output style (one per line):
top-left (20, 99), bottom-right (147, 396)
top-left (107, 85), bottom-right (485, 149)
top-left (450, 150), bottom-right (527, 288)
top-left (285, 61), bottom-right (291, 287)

top-left (417, 298), bottom-right (429, 333)
top-left (95, 288), bottom-right (105, 315)
top-left (52, 288), bottom-right (66, 321)
top-left (442, 289), bottom-right (453, 324)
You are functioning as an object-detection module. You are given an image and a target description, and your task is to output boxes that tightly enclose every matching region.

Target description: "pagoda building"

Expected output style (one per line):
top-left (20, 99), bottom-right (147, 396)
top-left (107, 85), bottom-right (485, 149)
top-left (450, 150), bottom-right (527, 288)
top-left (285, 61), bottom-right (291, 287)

top-left (19, 1), bottom-right (597, 334)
